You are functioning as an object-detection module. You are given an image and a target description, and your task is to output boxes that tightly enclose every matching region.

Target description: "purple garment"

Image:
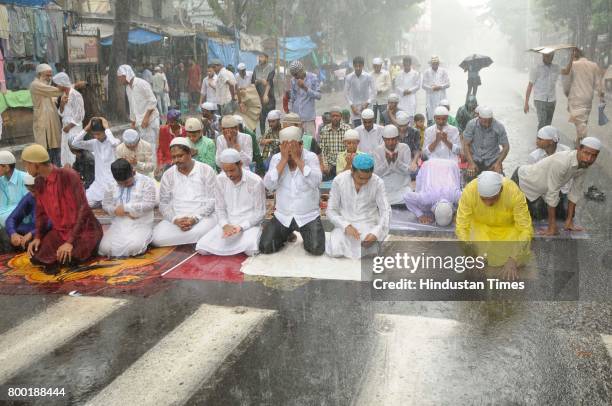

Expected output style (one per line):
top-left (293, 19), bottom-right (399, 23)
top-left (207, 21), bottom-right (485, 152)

top-left (403, 159), bottom-right (462, 217)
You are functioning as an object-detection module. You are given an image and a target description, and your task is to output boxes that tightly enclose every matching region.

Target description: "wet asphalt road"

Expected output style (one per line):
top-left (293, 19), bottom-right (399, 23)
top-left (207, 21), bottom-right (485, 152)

top-left (0, 66), bottom-right (611, 406)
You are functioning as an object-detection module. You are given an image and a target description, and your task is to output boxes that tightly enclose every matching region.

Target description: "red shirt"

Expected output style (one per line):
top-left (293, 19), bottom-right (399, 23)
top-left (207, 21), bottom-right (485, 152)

top-left (187, 65), bottom-right (202, 93)
top-left (35, 167), bottom-right (101, 243)
top-left (157, 124), bottom-right (186, 166)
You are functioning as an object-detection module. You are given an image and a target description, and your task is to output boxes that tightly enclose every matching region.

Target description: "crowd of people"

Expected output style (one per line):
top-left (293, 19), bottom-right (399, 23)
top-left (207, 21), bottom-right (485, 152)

top-left (0, 47), bottom-right (605, 278)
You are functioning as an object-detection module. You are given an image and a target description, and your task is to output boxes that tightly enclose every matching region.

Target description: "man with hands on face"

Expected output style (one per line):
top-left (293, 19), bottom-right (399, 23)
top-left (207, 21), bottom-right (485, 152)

top-left (423, 106), bottom-right (462, 161)
top-left (196, 149), bottom-right (266, 256)
top-left (99, 158), bottom-right (156, 258)
top-left (373, 125), bottom-right (414, 206)
top-left (260, 126), bottom-right (325, 255)
top-left (152, 137), bottom-right (217, 247)
top-left (326, 153), bottom-right (390, 259)
top-left (215, 115), bottom-right (253, 169)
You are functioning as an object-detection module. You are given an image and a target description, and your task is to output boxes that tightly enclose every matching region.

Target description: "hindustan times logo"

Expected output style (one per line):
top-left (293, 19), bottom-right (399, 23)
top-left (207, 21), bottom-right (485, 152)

top-left (372, 253), bottom-right (487, 274)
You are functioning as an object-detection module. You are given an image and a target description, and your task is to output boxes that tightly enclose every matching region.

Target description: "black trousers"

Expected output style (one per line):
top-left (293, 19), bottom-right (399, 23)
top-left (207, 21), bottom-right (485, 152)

top-left (259, 216), bottom-right (325, 256)
top-left (511, 167), bottom-right (568, 221)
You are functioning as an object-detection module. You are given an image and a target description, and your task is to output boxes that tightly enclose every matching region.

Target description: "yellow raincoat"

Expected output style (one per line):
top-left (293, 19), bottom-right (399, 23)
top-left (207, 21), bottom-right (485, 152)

top-left (456, 178), bottom-right (534, 266)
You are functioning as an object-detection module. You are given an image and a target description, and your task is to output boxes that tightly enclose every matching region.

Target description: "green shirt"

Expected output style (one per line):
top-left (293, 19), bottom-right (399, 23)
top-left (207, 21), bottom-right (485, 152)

top-left (190, 136), bottom-right (216, 169)
top-left (243, 127), bottom-right (265, 175)
top-left (448, 115), bottom-right (458, 128)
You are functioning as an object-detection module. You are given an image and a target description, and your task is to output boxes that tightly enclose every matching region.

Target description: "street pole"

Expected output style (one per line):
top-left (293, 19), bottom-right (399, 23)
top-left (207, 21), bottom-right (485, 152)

top-left (234, 0), bottom-right (241, 67)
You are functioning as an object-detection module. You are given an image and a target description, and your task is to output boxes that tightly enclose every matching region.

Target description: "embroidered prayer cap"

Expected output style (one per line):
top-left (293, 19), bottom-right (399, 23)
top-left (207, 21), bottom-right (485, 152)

top-left (537, 126), bottom-right (559, 143)
top-left (382, 125), bottom-right (399, 139)
top-left (352, 153), bottom-right (375, 170)
top-left (21, 144), bottom-right (50, 163)
top-left (361, 108), bottom-right (375, 120)
top-left (221, 115), bottom-right (239, 128)
top-left (580, 137), bottom-right (602, 151)
top-left (279, 126), bottom-right (302, 142)
top-left (122, 129), bottom-right (140, 145)
top-left (477, 171), bottom-right (503, 198)
top-left (0, 150), bottom-right (16, 164)
top-left (185, 117), bottom-right (203, 132)
top-left (344, 129), bottom-right (360, 141)
top-left (52, 72), bottom-right (72, 87)
top-left (219, 148), bottom-right (241, 164)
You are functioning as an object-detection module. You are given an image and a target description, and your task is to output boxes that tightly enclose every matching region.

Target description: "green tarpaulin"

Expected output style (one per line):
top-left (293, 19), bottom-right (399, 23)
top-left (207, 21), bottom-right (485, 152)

top-left (0, 91), bottom-right (33, 114)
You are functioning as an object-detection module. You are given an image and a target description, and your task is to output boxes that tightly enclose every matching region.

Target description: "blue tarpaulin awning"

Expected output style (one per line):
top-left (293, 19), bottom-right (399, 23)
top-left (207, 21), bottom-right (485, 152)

top-left (0, 0), bottom-right (52, 5)
top-left (278, 36), bottom-right (317, 62)
top-left (100, 29), bottom-right (163, 46)
top-left (207, 39), bottom-right (258, 70)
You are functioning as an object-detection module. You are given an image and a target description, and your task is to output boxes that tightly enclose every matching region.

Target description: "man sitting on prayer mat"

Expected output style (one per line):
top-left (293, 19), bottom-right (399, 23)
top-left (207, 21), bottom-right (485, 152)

top-left (404, 158), bottom-right (462, 225)
top-left (0, 151), bottom-right (29, 228)
top-left (99, 159), bottom-right (156, 258)
top-left (116, 129), bottom-right (155, 178)
top-left (152, 137), bottom-right (217, 247)
top-left (216, 115), bottom-right (253, 169)
top-left (336, 129), bottom-right (364, 173)
top-left (373, 125), bottom-right (413, 206)
top-left (5, 173), bottom-right (47, 252)
top-left (196, 149), bottom-right (266, 256)
top-left (22, 144), bottom-right (103, 274)
top-left (456, 171), bottom-right (533, 276)
top-left (326, 153), bottom-right (390, 259)
top-left (423, 106), bottom-right (462, 161)
top-left (260, 126), bottom-right (325, 256)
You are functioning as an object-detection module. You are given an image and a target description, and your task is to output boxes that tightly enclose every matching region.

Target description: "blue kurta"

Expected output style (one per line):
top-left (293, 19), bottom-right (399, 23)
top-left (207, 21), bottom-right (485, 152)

top-left (0, 169), bottom-right (28, 227)
top-left (5, 192), bottom-right (36, 236)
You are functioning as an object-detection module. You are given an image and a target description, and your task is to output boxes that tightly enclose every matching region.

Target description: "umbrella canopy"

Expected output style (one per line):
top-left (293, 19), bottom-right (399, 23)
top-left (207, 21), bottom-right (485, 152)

top-left (528, 44), bottom-right (576, 54)
top-left (459, 54), bottom-right (493, 71)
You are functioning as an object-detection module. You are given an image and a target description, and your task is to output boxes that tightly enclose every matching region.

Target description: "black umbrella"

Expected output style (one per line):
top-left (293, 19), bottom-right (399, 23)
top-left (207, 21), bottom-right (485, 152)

top-left (460, 54), bottom-right (493, 71)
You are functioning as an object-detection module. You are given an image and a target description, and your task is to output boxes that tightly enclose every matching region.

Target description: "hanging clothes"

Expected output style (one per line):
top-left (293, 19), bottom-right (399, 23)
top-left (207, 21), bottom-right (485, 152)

top-left (7, 7), bottom-right (25, 58)
top-left (34, 9), bottom-right (50, 61)
top-left (0, 5), bottom-right (9, 41)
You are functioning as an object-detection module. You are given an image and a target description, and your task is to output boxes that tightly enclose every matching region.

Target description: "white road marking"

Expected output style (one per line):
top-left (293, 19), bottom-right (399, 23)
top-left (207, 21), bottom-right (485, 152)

top-left (0, 296), bottom-right (128, 383)
top-left (86, 304), bottom-right (275, 406)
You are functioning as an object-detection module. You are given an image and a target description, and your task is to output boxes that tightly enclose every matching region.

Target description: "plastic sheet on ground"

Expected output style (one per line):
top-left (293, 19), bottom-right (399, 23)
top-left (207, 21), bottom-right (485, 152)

top-left (390, 208), bottom-right (455, 232)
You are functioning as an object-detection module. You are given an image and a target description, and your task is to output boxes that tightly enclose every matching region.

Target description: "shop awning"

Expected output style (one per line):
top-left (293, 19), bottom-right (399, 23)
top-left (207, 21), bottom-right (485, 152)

top-left (278, 36), bottom-right (317, 62)
top-left (100, 28), bottom-right (163, 46)
top-left (207, 38), bottom-right (258, 70)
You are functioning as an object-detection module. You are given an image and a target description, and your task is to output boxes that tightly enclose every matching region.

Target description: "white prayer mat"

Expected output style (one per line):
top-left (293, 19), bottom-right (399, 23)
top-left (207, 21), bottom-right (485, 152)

top-left (241, 233), bottom-right (362, 281)
top-left (390, 208), bottom-right (455, 232)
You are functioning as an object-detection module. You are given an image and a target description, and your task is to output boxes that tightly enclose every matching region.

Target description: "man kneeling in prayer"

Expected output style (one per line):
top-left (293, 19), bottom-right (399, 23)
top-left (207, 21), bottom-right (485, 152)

top-left (404, 158), bottom-right (462, 226)
top-left (99, 159), bottom-right (156, 257)
top-left (326, 154), bottom-right (391, 259)
top-left (456, 171), bottom-right (533, 280)
top-left (260, 126), bottom-right (325, 255)
top-left (196, 149), bottom-right (266, 256)
top-left (152, 137), bottom-right (217, 246)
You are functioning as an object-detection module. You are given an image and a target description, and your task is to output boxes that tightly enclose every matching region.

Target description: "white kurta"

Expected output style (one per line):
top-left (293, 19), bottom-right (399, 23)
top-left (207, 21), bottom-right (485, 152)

top-left (372, 143), bottom-right (413, 204)
top-left (215, 132), bottom-right (253, 168)
top-left (58, 88), bottom-right (84, 167)
top-left (527, 144), bottom-right (572, 194)
top-left (72, 129), bottom-right (120, 206)
top-left (196, 169), bottom-right (266, 256)
top-left (325, 171), bottom-right (391, 259)
top-left (423, 124), bottom-right (461, 160)
top-left (126, 77), bottom-right (160, 162)
top-left (422, 67), bottom-right (450, 121)
top-left (394, 69), bottom-right (421, 116)
top-left (99, 173), bottom-right (156, 257)
top-left (153, 161), bottom-right (217, 247)
top-left (356, 124), bottom-right (384, 154)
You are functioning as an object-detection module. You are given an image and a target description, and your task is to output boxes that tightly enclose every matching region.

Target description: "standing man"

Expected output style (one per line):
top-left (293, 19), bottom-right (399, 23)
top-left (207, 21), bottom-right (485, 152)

top-left (0, 151), bottom-right (28, 227)
top-left (463, 106), bottom-right (509, 180)
top-left (22, 144), bottom-right (103, 274)
top-left (422, 56), bottom-right (450, 124)
top-left (210, 59), bottom-right (237, 115)
top-left (99, 158), bottom-right (156, 258)
top-left (235, 63), bottom-right (253, 90)
top-left (200, 65), bottom-right (218, 106)
top-left (30, 63), bottom-right (63, 167)
top-left (395, 56), bottom-right (421, 124)
top-left (464, 59), bottom-right (482, 99)
top-left (373, 125), bottom-right (413, 205)
top-left (216, 115), bottom-right (253, 168)
top-left (355, 108), bottom-right (383, 154)
top-left (371, 57), bottom-right (392, 123)
top-left (72, 117), bottom-right (120, 207)
top-left (563, 48), bottom-right (605, 144)
top-left (326, 154), bottom-right (390, 259)
top-left (252, 52), bottom-right (276, 134)
top-left (289, 60), bottom-right (321, 138)
top-left (344, 56), bottom-right (376, 127)
top-left (319, 106), bottom-right (352, 179)
top-left (260, 126), bottom-right (325, 256)
top-left (116, 129), bottom-right (154, 178)
top-left (423, 106), bottom-right (462, 161)
top-left (151, 66), bottom-right (168, 118)
top-left (196, 149), bottom-right (266, 256)
top-left (185, 117), bottom-right (216, 169)
top-left (187, 59), bottom-right (202, 111)
top-left (524, 52), bottom-right (566, 130)
top-left (153, 137), bottom-right (217, 247)
top-left (117, 65), bottom-right (160, 164)
top-left (513, 137), bottom-right (601, 236)
top-left (53, 72), bottom-right (84, 168)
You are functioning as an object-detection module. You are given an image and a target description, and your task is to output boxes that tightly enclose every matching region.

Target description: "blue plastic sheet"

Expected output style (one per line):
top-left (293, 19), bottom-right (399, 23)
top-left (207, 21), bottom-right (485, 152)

top-left (0, 0), bottom-right (51, 5)
top-left (207, 39), bottom-right (258, 70)
top-left (278, 36), bottom-right (317, 62)
top-left (100, 29), bottom-right (163, 46)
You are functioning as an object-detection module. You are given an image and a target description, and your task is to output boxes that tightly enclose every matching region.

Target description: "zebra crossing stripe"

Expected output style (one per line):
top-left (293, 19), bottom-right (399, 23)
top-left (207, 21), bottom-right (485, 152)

top-left (0, 296), bottom-right (128, 383)
top-left (86, 304), bottom-right (275, 406)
